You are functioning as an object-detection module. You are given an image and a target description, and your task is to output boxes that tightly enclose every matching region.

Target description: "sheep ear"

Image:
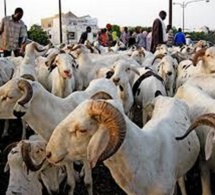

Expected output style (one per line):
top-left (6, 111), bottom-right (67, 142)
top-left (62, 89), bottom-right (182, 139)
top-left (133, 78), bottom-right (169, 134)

top-left (4, 162), bottom-right (9, 172)
top-left (87, 127), bottom-right (109, 168)
top-left (205, 130), bottom-right (215, 160)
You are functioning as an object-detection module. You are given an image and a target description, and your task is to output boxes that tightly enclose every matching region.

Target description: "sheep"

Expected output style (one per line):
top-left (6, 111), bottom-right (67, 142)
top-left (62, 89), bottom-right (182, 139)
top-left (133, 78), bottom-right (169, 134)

top-left (13, 42), bottom-right (51, 80)
top-left (176, 60), bottom-right (196, 90)
top-left (175, 84), bottom-right (215, 195)
top-left (4, 136), bottom-right (66, 195)
top-left (184, 74), bottom-right (215, 99)
top-left (192, 47), bottom-right (215, 72)
top-left (0, 77), bottom-right (119, 195)
top-left (68, 44), bottom-right (141, 89)
top-left (0, 58), bottom-right (15, 85)
top-left (46, 53), bottom-right (80, 97)
top-left (109, 59), bottom-right (140, 114)
top-left (4, 141), bottom-right (43, 195)
top-left (0, 59), bottom-right (16, 138)
top-left (151, 54), bottom-right (177, 96)
top-left (154, 44), bottom-right (169, 56)
top-left (46, 96), bottom-right (200, 195)
top-left (132, 68), bottom-right (167, 125)
top-left (175, 47), bottom-right (215, 90)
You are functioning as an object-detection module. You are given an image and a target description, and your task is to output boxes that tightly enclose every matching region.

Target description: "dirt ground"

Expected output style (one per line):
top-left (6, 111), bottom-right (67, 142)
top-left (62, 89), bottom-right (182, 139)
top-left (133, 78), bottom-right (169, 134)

top-left (0, 115), bottom-right (215, 195)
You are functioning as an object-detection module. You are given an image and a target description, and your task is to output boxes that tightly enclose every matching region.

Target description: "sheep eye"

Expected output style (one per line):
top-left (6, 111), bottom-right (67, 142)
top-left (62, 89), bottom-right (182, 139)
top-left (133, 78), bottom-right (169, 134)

top-left (11, 150), bottom-right (18, 154)
top-left (79, 129), bottom-right (87, 133)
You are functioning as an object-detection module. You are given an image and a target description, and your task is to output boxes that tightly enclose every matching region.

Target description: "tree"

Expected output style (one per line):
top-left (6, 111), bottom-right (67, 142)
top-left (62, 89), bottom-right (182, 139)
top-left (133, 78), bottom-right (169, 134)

top-left (28, 24), bottom-right (50, 45)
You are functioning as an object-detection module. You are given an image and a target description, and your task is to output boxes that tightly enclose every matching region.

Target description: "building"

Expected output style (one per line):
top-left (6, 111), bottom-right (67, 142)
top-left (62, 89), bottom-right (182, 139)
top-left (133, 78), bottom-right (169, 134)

top-left (41, 11), bottom-right (99, 45)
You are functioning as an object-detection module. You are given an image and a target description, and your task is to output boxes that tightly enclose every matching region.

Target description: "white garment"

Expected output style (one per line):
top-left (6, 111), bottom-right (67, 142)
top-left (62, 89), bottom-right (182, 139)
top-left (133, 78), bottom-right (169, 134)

top-left (158, 17), bottom-right (167, 42)
top-left (146, 32), bottom-right (152, 51)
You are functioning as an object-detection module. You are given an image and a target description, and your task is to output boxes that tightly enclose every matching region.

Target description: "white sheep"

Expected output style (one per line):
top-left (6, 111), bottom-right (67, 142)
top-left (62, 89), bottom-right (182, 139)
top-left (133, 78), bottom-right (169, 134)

top-left (46, 53), bottom-right (80, 97)
top-left (46, 96), bottom-right (200, 195)
top-left (132, 67), bottom-right (167, 125)
top-left (151, 54), bottom-right (177, 96)
top-left (4, 136), bottom-right (66, 195)
top-left (5, 141), bottom-right (42, 195)
top-left (176, 47), bottom-right (215, 91)
top-left (0, 77), bottom-right (120, 195)
top-left (175, 84), bottom-right (215, 195)
top-left (13, 42), bottom-right (50, 80)
top-left (68, 44), bottom-right (141, 89)
top-left (109, 59), bottom-right (140, 114)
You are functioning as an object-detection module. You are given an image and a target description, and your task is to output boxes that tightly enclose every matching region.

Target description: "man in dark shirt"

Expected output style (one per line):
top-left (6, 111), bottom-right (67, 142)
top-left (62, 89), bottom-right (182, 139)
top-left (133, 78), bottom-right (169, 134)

top-left (78, 26), bottom-right (92, 44)
top-left (150, 10), bottom-right (167, 53)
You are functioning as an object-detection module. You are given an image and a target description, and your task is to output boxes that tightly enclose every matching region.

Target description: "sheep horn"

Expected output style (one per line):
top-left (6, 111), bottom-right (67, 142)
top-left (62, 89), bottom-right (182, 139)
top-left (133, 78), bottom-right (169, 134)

top-left (32, 42), bottom-right (48, 53)
top-left (21, 141), bottom-right (45, 171)
top-left (176, 113), bottom-right (215, 140)
top-left (69, 44), bottom-right (81, 51)
top-left (90, 92), bottom-right (113, 100)
top-left (192, 48), bottom-right (207, 66)
top-left (17, 80), bottom-right (33, 106)
top-left (130, 66), bottom-right (140, 75)
top-left (151, 54), bottom-right (165, 65)
top-left (88, 100), bottom-right (126, 162)
top-left (3, 142), bottom-right (19, 156)
top-left (21, 74), bottom-right (35, 81)
top-left (171, 52), bottom-right (181, 64)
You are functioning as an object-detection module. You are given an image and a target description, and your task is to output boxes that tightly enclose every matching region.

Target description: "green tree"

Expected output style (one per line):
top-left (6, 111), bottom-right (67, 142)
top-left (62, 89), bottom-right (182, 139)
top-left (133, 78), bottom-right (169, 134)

top-left (28, 24), bottom-right (50, 45)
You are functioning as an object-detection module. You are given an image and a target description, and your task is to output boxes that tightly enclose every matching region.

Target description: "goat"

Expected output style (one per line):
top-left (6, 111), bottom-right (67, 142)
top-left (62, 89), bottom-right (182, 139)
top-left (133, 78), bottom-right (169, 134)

top-left (46, 96), bottom-right (200, 195)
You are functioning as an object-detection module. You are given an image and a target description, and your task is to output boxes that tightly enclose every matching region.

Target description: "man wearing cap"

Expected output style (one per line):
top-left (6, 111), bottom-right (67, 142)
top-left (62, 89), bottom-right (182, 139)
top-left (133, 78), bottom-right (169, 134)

top-left (106, 23), bottom-right (113, 47)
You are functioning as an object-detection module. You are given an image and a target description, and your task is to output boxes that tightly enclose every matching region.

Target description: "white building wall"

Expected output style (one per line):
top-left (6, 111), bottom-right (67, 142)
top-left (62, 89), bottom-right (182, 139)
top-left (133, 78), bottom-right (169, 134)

top-left (48, 14), bottom-right (99, 45)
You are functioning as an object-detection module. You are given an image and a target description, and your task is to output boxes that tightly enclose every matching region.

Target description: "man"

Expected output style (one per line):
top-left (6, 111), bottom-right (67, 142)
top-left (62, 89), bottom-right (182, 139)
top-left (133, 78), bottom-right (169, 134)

top-left (0, 7), bottom-right (27, 57)
top-left (166, 24), bottom-right (174, 47)
top-left (150, 10), bottom-right (167, 53)
top-left (78, 26), bottom-right (92, 44)
top-left (174, 28), bottom-right (186, 47)
top-left (106, 23), bottom-right (113, 47)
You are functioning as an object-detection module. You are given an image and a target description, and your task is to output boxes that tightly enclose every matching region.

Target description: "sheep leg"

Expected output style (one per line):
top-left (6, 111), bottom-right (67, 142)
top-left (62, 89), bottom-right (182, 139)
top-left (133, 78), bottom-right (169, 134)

top-left (65, 163), bottom-right (76, 195)
top-left (1, 119), bottom-right (9, 137)
top-left (200, 162), bottom-right (212, 195)
top-left (178, 176), bottom-right (187, 195)
top-left (83, 160), bottom-right (93, 195)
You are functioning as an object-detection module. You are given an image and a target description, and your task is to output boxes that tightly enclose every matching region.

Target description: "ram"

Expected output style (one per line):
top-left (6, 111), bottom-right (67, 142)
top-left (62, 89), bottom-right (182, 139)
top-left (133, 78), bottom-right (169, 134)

top-left (175, 84), bottom-right (215, 195)
top-left (4, 135), bottom-right (65, 195)
top-left (0, 77), bottom-right (119, 195)
top-left (46, 96), bottom-right (200, 195)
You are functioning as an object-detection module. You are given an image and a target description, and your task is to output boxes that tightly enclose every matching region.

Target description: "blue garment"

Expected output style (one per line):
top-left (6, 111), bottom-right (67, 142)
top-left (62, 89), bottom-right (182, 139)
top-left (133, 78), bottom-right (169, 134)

top-left (174, 32), bottom-right (186, 46)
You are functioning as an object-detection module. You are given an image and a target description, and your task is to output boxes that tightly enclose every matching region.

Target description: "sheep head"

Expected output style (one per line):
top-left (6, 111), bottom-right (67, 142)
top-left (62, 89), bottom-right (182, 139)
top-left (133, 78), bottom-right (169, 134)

top-left (46, 100), bottom-right (126, 168)
top-left (0, 78), bottom-right (33, 119)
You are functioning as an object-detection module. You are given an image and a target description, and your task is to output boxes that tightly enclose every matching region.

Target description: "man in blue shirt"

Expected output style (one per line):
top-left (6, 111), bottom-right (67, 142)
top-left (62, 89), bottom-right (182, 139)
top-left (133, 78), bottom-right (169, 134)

top-left (174, 28), bottom-right (186, 47)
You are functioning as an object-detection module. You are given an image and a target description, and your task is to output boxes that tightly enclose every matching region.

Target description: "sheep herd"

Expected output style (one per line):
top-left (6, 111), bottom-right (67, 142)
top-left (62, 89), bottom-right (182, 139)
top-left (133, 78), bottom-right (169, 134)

top-left (0, 39), bottom-right (215, 195)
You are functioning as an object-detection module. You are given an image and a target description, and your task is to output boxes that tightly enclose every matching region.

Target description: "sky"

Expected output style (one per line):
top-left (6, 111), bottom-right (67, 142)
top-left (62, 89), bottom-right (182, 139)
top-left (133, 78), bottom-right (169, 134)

top-left (0, 0), bottom-right (214, 31)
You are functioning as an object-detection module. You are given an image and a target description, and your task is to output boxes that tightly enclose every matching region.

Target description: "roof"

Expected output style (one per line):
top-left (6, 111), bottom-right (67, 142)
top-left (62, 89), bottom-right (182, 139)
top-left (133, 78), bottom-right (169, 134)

top-left (64, 11), bottom-right (78, 18)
